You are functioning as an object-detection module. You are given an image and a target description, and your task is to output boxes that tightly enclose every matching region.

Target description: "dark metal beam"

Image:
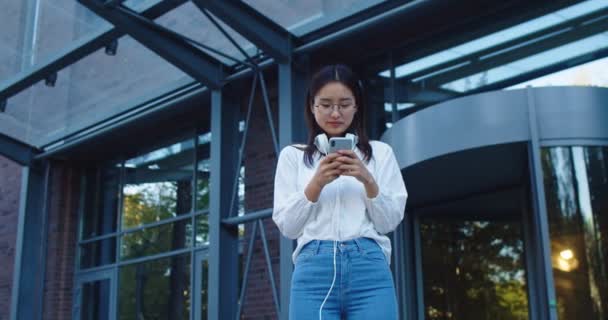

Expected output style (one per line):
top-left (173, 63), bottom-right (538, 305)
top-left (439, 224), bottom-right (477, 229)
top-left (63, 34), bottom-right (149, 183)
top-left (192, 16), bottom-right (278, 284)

top-left (10, 162), bottom-right (50, 320)
top-left (0, 0), bottom-right (186, 102)
top-left (191, 0), bottom-right (292, 63)
top-left (78, 0), bottom-right (226, 89)
top-left (208, 89), bottom-right (239, 320)
top-left (278, 60), bottom-right (309, 320)
top-left (0, 133), bottom-right (39, 166)
top-left (383, 78), bottom-right (457, 105)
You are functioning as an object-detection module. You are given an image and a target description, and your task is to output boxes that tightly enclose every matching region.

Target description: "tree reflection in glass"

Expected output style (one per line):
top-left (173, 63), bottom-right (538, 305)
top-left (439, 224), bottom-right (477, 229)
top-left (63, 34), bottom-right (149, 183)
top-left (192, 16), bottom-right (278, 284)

top-left (122, 139), bottom-right (195, 229)
top-left (119, 255), bottom-right (191, 320)
top-left (420, 219), bottom-right (528, 320)
top-left (542, 146), bottom-right (608, 319)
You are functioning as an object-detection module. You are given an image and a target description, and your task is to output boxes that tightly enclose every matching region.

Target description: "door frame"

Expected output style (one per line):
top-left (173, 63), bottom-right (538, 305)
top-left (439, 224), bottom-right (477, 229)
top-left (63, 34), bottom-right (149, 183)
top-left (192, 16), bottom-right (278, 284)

top-left (72, 267), bottom-right (117, 320)
top-left (193, 249), bottom-right (209, 320)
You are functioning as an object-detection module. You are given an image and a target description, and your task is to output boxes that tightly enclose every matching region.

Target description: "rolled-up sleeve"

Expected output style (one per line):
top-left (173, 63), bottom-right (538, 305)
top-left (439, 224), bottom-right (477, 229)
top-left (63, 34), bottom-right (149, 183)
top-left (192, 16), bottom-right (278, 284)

top-left (272, 146), bottom-right (318, 239)
top-left (365, 144), bottom-right (408, 234)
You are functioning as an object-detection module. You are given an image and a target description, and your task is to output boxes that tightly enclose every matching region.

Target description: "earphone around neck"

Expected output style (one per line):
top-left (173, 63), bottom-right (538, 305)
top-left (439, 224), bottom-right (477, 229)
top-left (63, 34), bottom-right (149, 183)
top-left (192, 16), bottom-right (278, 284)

top-left (314, 133), bottom-right (358, 155)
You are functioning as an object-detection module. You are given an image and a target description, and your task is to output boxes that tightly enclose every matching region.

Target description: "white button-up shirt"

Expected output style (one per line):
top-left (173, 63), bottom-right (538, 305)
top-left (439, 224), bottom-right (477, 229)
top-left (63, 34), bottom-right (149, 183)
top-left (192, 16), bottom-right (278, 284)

top-left (272, 140), bottom-right (408, 264)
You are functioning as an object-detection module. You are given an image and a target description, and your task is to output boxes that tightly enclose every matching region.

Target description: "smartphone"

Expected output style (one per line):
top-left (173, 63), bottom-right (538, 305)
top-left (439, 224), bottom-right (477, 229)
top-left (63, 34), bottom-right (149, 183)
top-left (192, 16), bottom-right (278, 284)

top-left (328, 137), bottom-right (354, 154)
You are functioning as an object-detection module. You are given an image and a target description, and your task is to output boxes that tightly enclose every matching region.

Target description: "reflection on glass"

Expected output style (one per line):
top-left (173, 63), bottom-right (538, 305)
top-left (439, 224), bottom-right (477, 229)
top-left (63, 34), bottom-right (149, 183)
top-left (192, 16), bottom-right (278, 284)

top-left (200, 259), bottom-right (208, 320)
top-left (155, 2), bottom-right (255, 65)
top-left (195, 214), bottom-right (209, 247)
top-left (3, 34), bottom-right (190, 147)
top-left (420, 219), bottom-right (529, 319)
top-left (542, 146), bottom-right (608, 319)
top-left (80, 279), bottom-right (111, 320)
top-left (507, 56), bottom-right (608, 90)
top-left (121, 219), bottom-right (192, 260)
top-left (440, 32), bottom-right (608, 92)
top-left (196, 133), bottom-right (211, 211)
top-left (82, 166), bottom-right (120, 239)
top-left (80, 238), bottom-right (116, 269)
top-left (195, 132), bottom-right (243, 215)
top-left (119, 254), bottom-right (191, 320)
top-left (243, 0), bottom-right (385, 36)
top-left (122, 139), bottom-right (195, 228)
top-left (379, 1), bottom-right (607, 80)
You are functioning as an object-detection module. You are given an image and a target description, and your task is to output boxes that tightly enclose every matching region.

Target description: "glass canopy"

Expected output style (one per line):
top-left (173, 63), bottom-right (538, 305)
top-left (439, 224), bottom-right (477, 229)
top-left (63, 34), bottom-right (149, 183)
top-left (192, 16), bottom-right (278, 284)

top-left (379, 0), bottom-right (608, 90)
top-left (0, 34), bottom-right (191, 147)
top-left (243, 0), bottom-right (386, 36)
top-left (441, 31), bottom-right (608, 92)
top-left (2, 0), bottom-right (607, 151)
top-left (0, 0), bottom-right (112, 83)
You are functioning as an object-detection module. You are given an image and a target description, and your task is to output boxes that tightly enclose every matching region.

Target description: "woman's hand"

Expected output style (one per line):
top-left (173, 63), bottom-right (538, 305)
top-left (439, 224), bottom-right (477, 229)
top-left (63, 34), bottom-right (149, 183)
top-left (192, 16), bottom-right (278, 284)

top-left (312, 153), bottom-right (342, 187)
top-left (335, 150), bottom-right (379, 198)
top-left (305, 153), bottom-right (342, 202)
top-left (334, 150), bottom-right (372, 184)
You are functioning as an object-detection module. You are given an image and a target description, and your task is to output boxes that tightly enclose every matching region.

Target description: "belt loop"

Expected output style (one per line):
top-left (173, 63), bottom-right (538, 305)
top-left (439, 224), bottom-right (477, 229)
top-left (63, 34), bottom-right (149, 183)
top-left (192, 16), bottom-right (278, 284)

top-left (353, 238), bottom-right (363, 252)
top-left (314, 240), bottom-right (321, 254)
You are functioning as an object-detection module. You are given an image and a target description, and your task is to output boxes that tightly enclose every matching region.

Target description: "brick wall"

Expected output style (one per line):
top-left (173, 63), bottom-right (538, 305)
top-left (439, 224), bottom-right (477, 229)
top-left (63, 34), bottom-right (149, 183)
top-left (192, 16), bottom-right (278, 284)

top-left (242, 81), bottom-right (282, 319)
top-left (0, 156), bottom-right (22, 320)
top-left (42, 163), bottom-right (81, 320)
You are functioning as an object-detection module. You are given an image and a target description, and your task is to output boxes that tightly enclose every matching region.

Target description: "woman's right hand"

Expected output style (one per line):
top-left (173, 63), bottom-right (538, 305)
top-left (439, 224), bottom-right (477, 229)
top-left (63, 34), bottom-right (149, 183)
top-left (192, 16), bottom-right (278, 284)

top-left (304, 153), bottom-right (341, 202)
top-left (312, 153), bottom-right (342, 187)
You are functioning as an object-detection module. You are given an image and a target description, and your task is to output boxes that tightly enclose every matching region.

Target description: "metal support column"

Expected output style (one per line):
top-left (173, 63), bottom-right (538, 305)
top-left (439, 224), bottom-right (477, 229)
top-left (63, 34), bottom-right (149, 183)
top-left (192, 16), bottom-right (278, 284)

top-left (208, 89), bottom-right (239, 320)
top-left (278, 60), bottom-right (308, 320)
top-left (10, 161), bottom-right (50, 320)
top-left (526, 87), bottom-right (558, 320)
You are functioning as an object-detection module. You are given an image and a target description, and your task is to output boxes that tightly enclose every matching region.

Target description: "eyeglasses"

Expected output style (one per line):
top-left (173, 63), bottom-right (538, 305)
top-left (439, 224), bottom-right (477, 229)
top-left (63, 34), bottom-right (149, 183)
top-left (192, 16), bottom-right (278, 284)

top-left (314, 102), bottom-right (356, 115)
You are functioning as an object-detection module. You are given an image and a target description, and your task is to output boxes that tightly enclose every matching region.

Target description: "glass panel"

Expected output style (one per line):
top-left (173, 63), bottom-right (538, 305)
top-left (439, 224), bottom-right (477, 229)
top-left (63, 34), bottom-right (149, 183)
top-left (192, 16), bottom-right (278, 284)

top-left (198, 258), bottom-right (208, 320)
top-left (0, 0), bottom-right (111, 83)
top-left (119, 254), bottom-right (191, 320)
top-left (82, 166), bottom-right (120, 239)
top-left (507, 55), bottom-right (608, 89)
top-left (440, 32), bottom-right (608, 92)
top-left (193, 133), bottom-right (246, 217)
top-left (195, 214), bottom-right (209, 247)
top-left (0, 0), bottom-right (22, 82)
top-left (542, 146), bottom-right (608, 319)
top-left (122, 139), bottom-right (195, 228)
top-left (196, 132), bottom-right (211, 211)
top-left (34, 0), bottom-right (110, 67)
top-left (80, 278), bottom-right (111, 320)
top-left (155, 2), bottom-right (256, 65)
top-left (420, 219), bottom-right (529, 319)
top-left (80, 239), bottom-right (116, 269)
top-left (244, 0), bottom-right (386, 36)
top-left (120, 219), bottom-right (192, 260)
top-left (1, 35), bottom-right (191, 147)
top-left (380, 1), bottom-right (608, 79)
top-left (123, 0), bottom-right (160, 12)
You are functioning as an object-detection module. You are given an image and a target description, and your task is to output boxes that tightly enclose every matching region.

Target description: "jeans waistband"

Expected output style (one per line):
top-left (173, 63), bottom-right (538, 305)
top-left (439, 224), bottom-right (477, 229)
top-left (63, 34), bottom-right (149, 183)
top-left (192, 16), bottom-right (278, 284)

top-left (302, 237), bottom-right (379, 254)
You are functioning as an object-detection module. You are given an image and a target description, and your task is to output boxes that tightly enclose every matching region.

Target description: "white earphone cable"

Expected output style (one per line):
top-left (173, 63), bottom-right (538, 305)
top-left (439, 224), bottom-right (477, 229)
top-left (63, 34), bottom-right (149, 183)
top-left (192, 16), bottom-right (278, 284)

top-left (319, 240), bottom-right (337, 320)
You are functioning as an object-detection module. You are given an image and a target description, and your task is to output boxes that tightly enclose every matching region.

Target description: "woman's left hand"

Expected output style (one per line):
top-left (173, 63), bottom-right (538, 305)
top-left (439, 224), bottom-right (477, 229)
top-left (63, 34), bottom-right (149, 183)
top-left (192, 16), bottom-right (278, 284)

top-left (335, 150), bottom-right (374, 185)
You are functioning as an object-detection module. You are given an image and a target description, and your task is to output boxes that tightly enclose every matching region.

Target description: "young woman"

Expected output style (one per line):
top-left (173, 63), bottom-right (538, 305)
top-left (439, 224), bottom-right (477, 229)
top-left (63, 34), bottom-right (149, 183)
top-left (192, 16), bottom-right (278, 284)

top-left (272, 64), bottom-right (407, 320)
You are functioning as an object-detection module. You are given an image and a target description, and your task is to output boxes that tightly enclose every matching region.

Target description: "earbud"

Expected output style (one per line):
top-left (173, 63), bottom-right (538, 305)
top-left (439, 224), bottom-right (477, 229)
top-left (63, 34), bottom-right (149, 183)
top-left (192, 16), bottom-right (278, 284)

top-left (314, 133), bottom-right (358, 155)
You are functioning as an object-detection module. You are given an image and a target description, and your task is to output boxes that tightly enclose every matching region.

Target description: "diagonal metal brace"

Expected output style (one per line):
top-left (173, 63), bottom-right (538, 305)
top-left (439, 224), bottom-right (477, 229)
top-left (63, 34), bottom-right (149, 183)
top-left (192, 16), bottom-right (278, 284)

top-left (192, 0), bottom-right (292, 63)
top-left (79, 0), bottom-right (227, 90)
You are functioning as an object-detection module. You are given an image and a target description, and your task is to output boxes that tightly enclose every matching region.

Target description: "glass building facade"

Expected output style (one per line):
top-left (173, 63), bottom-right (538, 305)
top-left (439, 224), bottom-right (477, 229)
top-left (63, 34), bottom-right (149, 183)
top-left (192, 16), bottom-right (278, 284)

top-left (1, 1), bottom-right (607, 320)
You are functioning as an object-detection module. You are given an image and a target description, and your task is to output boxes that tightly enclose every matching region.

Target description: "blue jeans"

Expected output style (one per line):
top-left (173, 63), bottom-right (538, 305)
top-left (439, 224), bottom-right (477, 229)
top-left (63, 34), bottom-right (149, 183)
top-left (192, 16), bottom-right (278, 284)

top-left (289, 237), bottom-right (398, 320)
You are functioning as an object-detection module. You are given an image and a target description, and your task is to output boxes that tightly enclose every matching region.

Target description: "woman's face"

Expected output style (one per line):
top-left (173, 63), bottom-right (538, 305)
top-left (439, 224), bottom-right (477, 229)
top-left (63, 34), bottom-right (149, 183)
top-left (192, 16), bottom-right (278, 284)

top-left (310, 82), bottom-right (357, 138)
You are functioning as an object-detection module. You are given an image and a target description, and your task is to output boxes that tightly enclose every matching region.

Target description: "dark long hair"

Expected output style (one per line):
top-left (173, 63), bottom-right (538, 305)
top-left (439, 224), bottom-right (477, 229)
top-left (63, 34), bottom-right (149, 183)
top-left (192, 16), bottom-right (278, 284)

top-left (302, 64), bottom-right (372, 167)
